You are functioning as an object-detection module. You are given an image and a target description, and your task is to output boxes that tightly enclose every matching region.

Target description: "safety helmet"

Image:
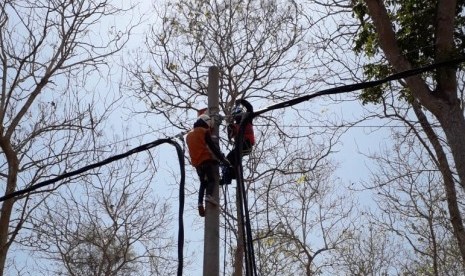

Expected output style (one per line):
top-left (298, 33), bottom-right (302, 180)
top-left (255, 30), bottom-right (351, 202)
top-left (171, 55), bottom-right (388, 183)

top-left (232, 105), bottom-right (244, 115)
top-left (197, 114), bottom-right (212, 126)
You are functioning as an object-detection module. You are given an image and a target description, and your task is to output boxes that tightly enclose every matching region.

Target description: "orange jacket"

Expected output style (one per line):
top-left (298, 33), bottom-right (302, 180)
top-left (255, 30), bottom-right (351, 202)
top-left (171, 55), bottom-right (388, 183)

top-left (186, 127), bottom-right (224, 167)
top-left (228, 123), bottom-right (255, 145)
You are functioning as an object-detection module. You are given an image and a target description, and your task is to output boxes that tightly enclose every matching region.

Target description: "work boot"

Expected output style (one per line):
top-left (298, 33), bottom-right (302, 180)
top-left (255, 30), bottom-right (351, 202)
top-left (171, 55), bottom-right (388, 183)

top-left (228, 166), bottom-right (236, 179)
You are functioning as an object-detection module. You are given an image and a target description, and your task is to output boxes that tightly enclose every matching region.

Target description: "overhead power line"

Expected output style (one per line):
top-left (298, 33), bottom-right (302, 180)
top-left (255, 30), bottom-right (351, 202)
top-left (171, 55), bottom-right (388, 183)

top-left (0, 134), bottom-right (188, 276)
top-left (254, 57), bottom-right (465, 117)
top-left (0, 136), bottom-right (186, 202)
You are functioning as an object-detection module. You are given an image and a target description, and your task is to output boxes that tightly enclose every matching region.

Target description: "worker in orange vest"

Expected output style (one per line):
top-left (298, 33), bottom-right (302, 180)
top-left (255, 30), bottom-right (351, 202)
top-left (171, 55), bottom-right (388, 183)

top-left (186, 114), bottom-right (229, 217)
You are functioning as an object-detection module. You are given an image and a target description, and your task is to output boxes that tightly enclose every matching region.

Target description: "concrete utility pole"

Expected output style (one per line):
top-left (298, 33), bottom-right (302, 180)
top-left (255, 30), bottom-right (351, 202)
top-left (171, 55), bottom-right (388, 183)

top-left (203, 66), bottom-right (220, 276)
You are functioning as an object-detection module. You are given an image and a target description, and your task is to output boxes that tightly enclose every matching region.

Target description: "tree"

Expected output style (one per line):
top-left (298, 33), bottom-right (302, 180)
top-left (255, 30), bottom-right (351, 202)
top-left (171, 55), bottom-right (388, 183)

top-left (351, 0), bottom-right (465, 265)
top-left (332, 220), bottom-right (400, 275)
top-left (250, 140), bottom-right (355, 275)
top-left (130, 0), bottom-right (315, 125)
top-left (23, 155), bottom-right (177, 276)
top-left (0, 0), bottom-right (135, 274)
top-left (363, 126), bottom-right (463, 275)
top-left (127, 0), bottom-right (349, 274)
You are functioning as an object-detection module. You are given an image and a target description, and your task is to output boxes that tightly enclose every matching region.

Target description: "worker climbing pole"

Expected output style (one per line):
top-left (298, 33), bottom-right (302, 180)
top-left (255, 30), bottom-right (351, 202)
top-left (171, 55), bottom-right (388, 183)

top-left (220, 99), bottom-right (255, 186)
top-left (218, 97), bottom-right (257, 276)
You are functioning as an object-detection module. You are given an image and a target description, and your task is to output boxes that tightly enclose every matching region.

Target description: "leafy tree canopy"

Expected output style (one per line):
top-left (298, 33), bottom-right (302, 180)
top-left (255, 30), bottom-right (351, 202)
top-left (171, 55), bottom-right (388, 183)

top-left (352, 0), bottom-right (465, 103)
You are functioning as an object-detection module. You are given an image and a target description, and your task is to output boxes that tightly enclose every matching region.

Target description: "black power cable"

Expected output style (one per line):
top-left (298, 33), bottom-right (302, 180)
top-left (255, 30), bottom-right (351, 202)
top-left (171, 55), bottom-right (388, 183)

top-left (0, 137), bottom-right (187, 276)
top-left (232, 56), bottom-right (465, 275)
top-left (172, 138), bottom-right (186, 276)
top-left (234, 107), bottom-right (258, 276)
top-left (254, 57), bottom-right (465, 117)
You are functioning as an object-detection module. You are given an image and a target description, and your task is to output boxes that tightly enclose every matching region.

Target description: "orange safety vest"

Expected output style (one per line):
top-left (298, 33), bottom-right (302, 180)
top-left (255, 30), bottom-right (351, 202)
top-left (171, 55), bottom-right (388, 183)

top-left (186, 127), bottom-right (215, 167)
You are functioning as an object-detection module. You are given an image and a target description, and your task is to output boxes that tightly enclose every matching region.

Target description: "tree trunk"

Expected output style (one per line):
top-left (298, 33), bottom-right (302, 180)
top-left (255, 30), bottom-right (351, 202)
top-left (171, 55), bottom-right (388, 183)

top-left (364, 0), bottom-right (465, 267)
top-left (0, 138), bottom-right (19, 276)
top-left (437, 106), bottom-right (465, 190)
top-left (412, 101), bottom-right (465, 268)
top-left (436, 110), bottom-right (465, 268)
top-left (0, 194), bottom-right (14, 276)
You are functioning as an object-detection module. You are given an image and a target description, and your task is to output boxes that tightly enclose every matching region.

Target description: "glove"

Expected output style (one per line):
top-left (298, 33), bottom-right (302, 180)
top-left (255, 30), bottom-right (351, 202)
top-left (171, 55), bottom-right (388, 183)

top-left (214, 114), bottom-right (224, 125)
top-left (220, 156), bottom-right (231, 167)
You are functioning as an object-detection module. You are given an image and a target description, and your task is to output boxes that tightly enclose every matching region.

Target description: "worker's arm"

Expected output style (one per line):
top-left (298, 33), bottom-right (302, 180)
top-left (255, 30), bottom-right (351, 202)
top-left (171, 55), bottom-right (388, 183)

top-left (237, 99), bottom-right (253, 112)
top-left (227, 123), bottom-right (238, 141)
top-left (205, 132), bottom-right (229, 164)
